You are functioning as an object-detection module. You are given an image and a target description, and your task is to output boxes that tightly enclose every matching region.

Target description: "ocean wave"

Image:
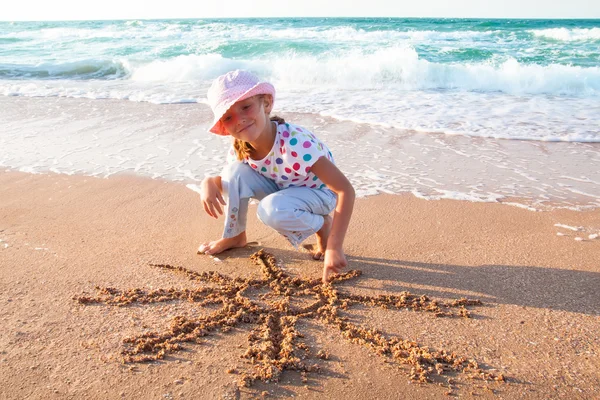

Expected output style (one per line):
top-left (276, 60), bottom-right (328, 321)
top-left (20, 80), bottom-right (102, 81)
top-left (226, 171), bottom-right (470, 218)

top-left (2, 70), bottom-right (598, 143)
top-left (0, 37), bottom-right (23, 44)
top-left (529, 27), bottom-right (600, 41)
top-left (2, 50), bottom-right (598, 97)
top-left (0, 59), bottom-right (128, 80)
top-left (270, 50), bottom-right (600, 96)
top-left (130, 54), bottom-right (253, 82)
top-left (125, 20), bottom-right (145, 27)
top-left (2, 24), bottom-right (176, 41)
top-left (230, 25), bottom-right (499, 43)
top-left (40, 27), bottom-right (121, 40)
top-left (126, 49), bottom-right (600, 96)
top-left (2, 22), bottom-right (499, 46)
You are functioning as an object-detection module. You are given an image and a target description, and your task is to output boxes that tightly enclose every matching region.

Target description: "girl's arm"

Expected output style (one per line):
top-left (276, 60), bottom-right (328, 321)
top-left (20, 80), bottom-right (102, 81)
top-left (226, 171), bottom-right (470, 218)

top-left (310, 157), bottom-right (355, 283)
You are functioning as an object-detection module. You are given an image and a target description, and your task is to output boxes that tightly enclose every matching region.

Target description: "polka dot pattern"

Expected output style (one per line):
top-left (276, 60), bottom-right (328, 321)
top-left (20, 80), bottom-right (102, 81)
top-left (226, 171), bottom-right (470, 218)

top-left (226, 122), bottom-right (335, 190)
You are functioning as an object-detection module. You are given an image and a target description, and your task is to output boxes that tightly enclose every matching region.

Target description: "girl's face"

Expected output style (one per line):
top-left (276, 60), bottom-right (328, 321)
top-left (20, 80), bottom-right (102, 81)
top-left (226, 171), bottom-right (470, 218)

top-left (220, 95), bottom-right (272, 143)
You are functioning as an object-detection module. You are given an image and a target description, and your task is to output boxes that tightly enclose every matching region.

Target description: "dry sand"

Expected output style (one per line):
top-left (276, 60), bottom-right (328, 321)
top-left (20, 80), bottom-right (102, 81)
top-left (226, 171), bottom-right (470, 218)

top-left (1, 170), bottom-right (599, 399)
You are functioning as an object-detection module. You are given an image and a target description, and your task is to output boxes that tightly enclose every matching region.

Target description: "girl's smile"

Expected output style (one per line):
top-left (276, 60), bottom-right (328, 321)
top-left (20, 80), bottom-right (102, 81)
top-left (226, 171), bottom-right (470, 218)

top-left (237, 121), bottom-right (255, 135)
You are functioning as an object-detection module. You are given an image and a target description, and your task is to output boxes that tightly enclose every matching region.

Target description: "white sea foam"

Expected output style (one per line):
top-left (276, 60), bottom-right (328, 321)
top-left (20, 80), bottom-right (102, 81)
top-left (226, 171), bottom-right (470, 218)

top-left (0, 59), bottom-right (127, 79)
top-left (560, 175), bottom-right (600, 185)
top-left (1, 96), bottom-right (599, 211)
top-left (130, 54), bottom-right (242, 82)
top-left (563, 187), bottom-right (600, 200)
top-left (5, 48), bottom-right (599, 96)
top-left (2, 50), bottom-right (599, 142)
top-left (222, 25), bottom-right (498, 44)
top-left (410, 189), bottom-right (504, 203)
top-left (554, 224), bottom-right (583, 231)
top-left (125, 50), bottom-right (600, 96)
top-left (0, 22), bottom-right (498, 46)
top-left (186, 184), bottom-right (203, 196)
top-left (503, 202), bottom-right (539, 212)
top-left (5, 24), bottom-right (162, 41)
top-left (530, 27), bottom-right (600, 42)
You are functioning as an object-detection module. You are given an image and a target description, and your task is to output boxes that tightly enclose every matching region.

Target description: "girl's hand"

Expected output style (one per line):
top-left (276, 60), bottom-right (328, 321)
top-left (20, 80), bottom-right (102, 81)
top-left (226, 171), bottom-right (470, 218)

top-left (201, 176), bottom-right (226, 219)
top-left (322, 247), bottom-right (348, 283)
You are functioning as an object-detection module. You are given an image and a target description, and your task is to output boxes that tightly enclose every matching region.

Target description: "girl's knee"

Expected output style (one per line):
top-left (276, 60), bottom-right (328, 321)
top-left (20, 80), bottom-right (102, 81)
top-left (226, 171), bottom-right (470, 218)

top-left (256, 195), bottom-right (290, 230)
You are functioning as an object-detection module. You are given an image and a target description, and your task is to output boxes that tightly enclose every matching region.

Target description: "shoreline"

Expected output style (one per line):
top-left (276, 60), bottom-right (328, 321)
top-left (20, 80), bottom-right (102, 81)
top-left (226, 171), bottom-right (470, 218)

top-left (6, 163), bottom-right (600, 215)
top-left (1, 170), bottom-right (599, 399)
top-left (1, 95), bottom-right (599, 211)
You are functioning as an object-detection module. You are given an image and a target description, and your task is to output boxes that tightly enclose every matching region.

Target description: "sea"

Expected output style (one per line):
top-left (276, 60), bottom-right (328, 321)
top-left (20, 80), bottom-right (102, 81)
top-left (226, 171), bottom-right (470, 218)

top-left (1, 18), bottom-right (599, 210)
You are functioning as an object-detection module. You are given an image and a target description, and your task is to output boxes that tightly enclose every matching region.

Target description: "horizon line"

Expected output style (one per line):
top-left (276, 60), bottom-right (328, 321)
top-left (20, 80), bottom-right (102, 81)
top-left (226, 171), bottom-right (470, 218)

top-left (2, 15), bottom-right (600, 23)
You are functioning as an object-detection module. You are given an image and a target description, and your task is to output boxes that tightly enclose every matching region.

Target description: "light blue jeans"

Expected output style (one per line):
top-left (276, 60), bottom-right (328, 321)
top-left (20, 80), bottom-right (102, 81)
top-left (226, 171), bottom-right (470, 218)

top-left (220, 162), bottom-right (337, 248)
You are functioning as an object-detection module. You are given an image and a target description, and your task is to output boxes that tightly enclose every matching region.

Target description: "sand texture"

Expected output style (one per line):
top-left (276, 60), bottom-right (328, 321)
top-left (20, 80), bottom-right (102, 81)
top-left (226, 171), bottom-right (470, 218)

top-left (1, 171), bottom-right (599, 399)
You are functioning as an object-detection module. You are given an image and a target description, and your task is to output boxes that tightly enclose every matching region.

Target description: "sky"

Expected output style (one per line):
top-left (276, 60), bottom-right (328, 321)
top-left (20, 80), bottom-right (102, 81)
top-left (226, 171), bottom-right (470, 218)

top-left (2, 0), bottom-right (600, 21)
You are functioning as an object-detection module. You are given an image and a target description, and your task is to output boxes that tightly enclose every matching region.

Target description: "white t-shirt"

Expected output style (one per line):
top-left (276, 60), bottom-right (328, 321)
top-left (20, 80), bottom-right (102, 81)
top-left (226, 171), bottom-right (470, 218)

top-left (227, 122), bottom-right (335, 190)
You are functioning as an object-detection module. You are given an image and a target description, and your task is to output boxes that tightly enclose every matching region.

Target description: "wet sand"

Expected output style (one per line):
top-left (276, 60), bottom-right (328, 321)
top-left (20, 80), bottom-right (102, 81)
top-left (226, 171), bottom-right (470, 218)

top-left (2, 95), bottom-right (599, 209)
top-left (1, 170), bottom-right (599, 399)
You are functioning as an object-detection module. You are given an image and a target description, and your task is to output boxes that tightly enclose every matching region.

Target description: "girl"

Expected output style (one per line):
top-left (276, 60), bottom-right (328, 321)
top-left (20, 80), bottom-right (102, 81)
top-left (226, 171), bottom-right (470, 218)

top-left (198, 70), bottom-right (355, 283)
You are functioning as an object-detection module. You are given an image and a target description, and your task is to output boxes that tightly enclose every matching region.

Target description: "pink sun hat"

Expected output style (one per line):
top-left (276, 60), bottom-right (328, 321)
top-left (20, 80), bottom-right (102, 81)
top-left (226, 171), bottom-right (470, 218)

top-left (207, 70), bottom-right (276, 136)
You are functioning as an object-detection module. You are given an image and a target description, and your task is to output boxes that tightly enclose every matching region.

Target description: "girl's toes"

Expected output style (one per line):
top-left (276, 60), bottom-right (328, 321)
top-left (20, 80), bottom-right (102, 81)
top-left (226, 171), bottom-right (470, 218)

top-left (205, 246), bottom-right (217, 255)
top-left (197, 243), bottom-right (212, 254)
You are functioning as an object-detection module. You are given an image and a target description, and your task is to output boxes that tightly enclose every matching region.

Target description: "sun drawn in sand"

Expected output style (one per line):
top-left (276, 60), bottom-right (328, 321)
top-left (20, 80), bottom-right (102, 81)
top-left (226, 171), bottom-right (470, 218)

top-left (76, 250), bottom-right (504, 390)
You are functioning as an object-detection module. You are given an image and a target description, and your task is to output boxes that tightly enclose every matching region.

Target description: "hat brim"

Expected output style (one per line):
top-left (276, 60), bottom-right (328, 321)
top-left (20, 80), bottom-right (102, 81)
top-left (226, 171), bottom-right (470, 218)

top-left (209, 81), bottom-right (275, 136)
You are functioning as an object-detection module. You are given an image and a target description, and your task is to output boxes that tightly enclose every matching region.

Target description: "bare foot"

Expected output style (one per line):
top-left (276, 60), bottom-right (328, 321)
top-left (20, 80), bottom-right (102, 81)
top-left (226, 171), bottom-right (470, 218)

top-left (197, 232), bottom-right (247, 255)
top-left (312, 215), bottom-right (332, 261)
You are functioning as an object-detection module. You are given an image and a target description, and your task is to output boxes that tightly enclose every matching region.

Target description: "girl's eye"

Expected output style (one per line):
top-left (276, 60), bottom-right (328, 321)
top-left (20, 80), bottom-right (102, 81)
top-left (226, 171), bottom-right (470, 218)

top-left (243, 104), bottom-right (251, 110)
top-left (223, 116), bottom-right (231, 122)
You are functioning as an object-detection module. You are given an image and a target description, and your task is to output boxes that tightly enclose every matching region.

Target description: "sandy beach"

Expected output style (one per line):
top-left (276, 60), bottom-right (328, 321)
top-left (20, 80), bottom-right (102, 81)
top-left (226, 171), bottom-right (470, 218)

top-left (1, 168), bottom-right (599, 399)
top-left (2, 14), bottom-right (600, 400)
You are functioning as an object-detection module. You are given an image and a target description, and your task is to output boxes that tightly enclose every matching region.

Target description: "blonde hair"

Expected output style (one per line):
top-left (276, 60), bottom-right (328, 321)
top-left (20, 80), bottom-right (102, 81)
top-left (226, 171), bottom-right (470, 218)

top-left (231, 95), bottom-right (285, 160)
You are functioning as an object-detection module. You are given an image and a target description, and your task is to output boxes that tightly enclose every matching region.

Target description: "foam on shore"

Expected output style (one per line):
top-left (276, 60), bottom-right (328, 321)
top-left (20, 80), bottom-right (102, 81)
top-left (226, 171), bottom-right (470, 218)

top-left (1, 96), bottom-right (599, 212)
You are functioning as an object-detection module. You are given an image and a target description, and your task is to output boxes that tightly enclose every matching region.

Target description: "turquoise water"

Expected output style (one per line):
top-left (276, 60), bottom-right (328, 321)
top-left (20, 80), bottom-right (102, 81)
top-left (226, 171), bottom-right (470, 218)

top-left (2, 18), bottom-right (599, 77)
top-left (1, 18), bottom-right (599, 141)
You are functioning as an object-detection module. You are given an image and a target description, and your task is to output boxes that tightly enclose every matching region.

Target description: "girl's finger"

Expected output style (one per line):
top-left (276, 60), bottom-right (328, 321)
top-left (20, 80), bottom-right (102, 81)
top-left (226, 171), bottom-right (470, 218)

top-left (213, 201), bottom-right (223, 216)
top-left (217, 191), bottom-right (226, 206)
top-left (206, 201), bottom-right (217, 219)
top-left (203, 201), bottom-right (213, 218)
